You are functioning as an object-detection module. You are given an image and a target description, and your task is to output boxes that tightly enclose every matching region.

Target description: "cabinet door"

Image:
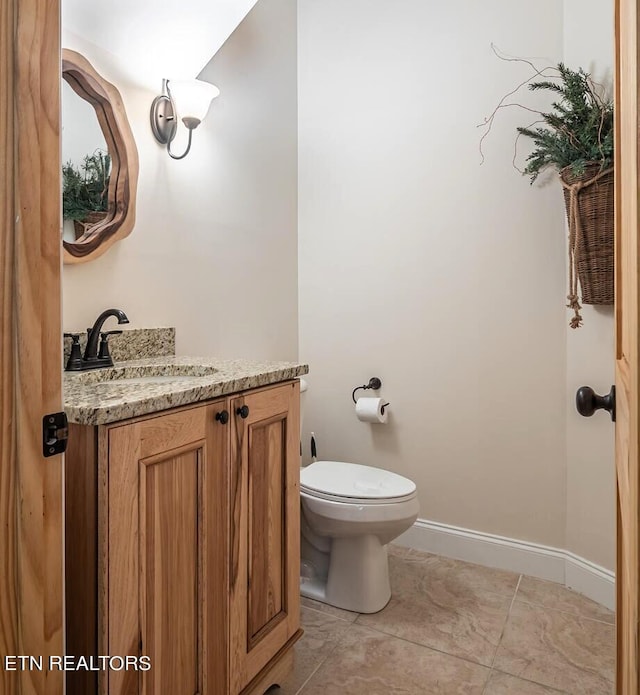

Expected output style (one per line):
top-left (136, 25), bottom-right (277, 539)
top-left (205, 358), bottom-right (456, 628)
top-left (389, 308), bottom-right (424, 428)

top-left (229, 382), bottom-right (301, 693)
top-left (103, 402), bottom-right (229, 695)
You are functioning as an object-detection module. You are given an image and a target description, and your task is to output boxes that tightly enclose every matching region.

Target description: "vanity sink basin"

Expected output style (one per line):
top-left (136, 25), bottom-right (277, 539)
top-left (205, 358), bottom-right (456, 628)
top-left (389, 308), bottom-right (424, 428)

top-left (73, 364), bottom-right (219, 386)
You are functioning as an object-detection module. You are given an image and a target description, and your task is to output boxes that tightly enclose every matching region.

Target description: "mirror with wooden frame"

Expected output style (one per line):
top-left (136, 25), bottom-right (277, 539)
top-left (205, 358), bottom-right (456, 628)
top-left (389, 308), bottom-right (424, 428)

top-left (62, 49), bottom-right (139, 264)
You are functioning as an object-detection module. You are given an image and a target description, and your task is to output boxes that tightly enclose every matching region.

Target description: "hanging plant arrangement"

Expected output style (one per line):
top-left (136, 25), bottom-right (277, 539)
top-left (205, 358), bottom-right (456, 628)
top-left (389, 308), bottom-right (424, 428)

top-left (479, 49), bottom-right (614, 328)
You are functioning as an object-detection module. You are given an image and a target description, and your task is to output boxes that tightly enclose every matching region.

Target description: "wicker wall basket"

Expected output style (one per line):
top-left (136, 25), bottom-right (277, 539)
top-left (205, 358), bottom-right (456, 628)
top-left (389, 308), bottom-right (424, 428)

top-left (560, 163), bottom-right (614, 327)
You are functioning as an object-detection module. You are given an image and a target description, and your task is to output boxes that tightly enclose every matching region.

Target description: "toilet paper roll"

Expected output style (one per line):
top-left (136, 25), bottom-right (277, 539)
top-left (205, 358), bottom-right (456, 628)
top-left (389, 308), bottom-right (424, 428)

top-left (355, 397), bottom-right (388, 424)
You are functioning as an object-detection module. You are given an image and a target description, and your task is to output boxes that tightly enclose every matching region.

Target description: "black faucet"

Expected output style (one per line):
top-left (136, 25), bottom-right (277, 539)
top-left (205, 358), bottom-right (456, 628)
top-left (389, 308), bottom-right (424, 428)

top-left (65, 308), bottom-right (130, 371)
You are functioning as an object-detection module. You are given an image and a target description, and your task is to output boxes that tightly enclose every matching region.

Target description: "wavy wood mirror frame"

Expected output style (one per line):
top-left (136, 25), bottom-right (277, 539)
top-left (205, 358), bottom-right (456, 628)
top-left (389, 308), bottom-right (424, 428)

top-left (62, 49), bottom-right (139, 264)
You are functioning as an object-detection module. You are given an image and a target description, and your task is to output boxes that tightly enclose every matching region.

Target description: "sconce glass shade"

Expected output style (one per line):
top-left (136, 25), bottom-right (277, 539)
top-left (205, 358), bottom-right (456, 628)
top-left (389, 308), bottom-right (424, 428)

top-left (167, 79), bottom-right (220, 125)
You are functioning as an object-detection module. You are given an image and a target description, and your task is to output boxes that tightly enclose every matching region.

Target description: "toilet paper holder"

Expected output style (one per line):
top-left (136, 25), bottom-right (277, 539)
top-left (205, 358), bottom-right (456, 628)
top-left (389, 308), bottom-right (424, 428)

top-left (351, 377), bottom-right (390, 413)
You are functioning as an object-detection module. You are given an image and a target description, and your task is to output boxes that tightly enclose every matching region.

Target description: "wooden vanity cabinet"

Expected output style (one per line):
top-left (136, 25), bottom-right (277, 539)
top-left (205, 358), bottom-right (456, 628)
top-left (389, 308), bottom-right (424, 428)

top-left (65, 380), bottom-right (301, 695)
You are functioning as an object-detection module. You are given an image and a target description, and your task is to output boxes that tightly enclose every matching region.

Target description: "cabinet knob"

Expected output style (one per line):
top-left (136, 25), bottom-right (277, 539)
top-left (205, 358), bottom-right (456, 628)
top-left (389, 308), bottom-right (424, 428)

top-left (215, 410), bottom-right (229, 425)
top-left (236, 405), bottom-right (250, 419)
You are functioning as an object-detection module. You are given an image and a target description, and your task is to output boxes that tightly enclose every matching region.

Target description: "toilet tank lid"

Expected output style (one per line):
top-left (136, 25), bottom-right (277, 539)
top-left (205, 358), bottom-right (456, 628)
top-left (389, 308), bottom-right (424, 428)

top-left (300, 460), bottom-right (416, 500)
top-left (299, 378), bottom-right (308, 393)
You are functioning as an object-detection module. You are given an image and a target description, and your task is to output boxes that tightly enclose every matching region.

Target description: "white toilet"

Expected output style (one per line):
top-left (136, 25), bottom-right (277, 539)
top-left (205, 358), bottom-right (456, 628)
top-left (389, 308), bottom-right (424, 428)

top-left (299, 380), bottom-right (419, 614)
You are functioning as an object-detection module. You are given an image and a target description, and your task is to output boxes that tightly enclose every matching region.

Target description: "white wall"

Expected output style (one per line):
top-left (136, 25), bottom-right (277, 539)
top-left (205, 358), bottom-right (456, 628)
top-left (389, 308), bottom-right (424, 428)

top-left (564, 0), bottom-right (616, 570)
top-left (62, 0), bottom-right (258, 90)
top-left (63, 0), bottom-right (299, 362)
top-left (298, 0), bottom-right (568, 548)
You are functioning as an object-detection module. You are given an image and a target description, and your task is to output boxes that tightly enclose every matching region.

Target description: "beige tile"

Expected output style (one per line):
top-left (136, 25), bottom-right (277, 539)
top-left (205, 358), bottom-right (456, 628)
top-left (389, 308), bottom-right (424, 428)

top-left (516, 576), bottom-right (614, 624)
top-left (356, 586), bottom-right (511, 666)
top-left (387, 543), bottom-right (411, 559)
top-left (363, 548), bottom-right (517, 668)
top-left (485, 671), bottom-right (569, 694)
top-left (493, 602), bottom-right (615, 695)
top-left (276, 607), bottom-right (352, 694)
top-left (390, 550), bottom-right (520, 600)
top-left (300, 596), bottom-right (359, 623)
top-left (301, 623), bottom-right (490, 694)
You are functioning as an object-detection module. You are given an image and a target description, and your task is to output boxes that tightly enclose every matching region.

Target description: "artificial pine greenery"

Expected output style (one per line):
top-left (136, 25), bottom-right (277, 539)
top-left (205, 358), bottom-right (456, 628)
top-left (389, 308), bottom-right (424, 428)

top-left (517, 63), bottom-right (613, 183)
top-left (62, 150), bottom-right (111, 221)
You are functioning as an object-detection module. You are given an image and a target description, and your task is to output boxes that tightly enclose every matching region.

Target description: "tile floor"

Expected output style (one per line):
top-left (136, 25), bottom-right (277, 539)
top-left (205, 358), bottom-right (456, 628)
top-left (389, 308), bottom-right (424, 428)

top-left (276, 546), bottom-right (615, 695)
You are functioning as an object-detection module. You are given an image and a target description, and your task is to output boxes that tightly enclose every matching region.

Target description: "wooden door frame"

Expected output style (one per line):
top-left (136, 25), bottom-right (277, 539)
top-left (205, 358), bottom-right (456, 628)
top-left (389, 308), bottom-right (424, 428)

top-left (615, 0), bottom-right (640, 692)
top-left (1, 1), bottom-right (64, 694)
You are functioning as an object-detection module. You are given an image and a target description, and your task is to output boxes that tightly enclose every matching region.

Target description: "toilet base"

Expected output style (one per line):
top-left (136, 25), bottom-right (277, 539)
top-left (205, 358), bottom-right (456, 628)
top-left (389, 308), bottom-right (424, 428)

top-left (300, 535), bottom-right (391, 614)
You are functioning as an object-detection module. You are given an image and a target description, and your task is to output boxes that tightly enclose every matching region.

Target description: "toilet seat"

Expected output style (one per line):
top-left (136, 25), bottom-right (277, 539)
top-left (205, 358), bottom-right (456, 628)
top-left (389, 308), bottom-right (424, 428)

top-left (301, 460), bottom-right (417, 506)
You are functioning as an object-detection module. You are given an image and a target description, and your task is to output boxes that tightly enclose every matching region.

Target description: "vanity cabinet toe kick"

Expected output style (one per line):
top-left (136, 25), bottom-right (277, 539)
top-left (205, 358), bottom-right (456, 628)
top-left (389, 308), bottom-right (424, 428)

top-left (65, 380), bottom-right (301, 695)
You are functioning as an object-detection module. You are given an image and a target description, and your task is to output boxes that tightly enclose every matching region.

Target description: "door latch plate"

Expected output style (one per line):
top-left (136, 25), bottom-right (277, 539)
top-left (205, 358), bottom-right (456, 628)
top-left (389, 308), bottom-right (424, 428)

top-left (43, 411), bottom-right (69, 457)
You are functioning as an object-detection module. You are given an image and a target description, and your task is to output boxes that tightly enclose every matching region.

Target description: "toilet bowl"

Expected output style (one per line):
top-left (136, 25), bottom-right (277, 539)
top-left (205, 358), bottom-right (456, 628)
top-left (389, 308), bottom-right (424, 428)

top-left (300, 459), bottom-right (419, 614)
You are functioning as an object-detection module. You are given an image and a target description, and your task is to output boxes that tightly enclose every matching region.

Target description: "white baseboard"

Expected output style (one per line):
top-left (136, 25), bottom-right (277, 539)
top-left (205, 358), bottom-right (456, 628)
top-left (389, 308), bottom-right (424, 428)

top-left (398, 518), bottom-right (615, 611)
top-left (564, 552), bottom-right (616, 611)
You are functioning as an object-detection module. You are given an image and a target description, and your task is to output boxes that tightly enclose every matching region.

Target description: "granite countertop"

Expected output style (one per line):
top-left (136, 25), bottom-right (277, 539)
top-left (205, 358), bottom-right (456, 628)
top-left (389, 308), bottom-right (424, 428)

top-left (64, 356), bottom-right (309, 426)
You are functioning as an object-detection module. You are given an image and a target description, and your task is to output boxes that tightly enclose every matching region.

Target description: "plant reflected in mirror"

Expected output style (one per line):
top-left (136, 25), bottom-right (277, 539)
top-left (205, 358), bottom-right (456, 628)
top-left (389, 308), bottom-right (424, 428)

top-left (62, 150), bottom-right (111, 241)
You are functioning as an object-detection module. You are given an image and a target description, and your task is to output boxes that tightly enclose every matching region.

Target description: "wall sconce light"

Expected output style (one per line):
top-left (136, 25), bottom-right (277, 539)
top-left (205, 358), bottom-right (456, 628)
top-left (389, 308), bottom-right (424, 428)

top-left (150, 78), bottom-right (220, 160)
